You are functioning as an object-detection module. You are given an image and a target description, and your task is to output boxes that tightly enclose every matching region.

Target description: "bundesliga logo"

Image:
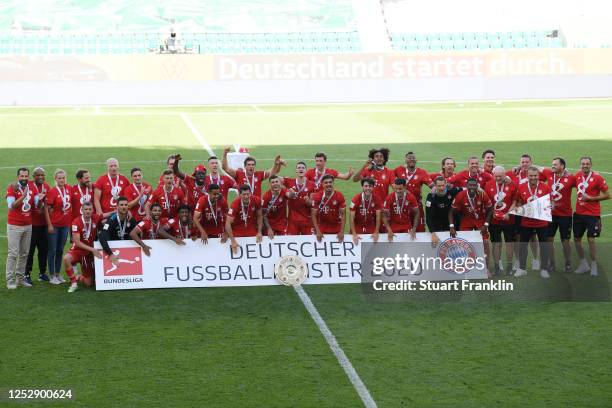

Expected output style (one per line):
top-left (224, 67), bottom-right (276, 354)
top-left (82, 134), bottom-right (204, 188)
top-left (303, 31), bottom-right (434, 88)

top-left (437, 238), bottom-right (478, 275)
top-left (103, 247), bottom-right (144, 276)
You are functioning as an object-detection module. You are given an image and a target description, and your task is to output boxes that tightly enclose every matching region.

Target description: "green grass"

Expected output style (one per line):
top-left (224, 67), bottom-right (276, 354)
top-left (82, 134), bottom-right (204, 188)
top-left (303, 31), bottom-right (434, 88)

top-left (1, 100), bottom-right (611, 407)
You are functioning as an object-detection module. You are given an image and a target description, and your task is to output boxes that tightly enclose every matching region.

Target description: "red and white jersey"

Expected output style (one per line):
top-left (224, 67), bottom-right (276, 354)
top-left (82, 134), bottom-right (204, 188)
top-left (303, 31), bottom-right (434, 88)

top-left (393, 166), bottom-right (432, 202)
top-left (124, 182), bottom-right (151, 223)
top-left (204, 173), bottom-right (236, 201)
top-left (31, 182), bottom-right (50, 227)
top-left (360, 167), bottom-right (395, 202)
top-left (305, 167), bottom-right (340, 193)
top-left (541, 169), bottom-right (575, 217)
top-left (384, 191), bottom-right (419, 230)
top-left (517, 182), bottom-right (551, 228)
top-left (262, 189), bottom-right (288, 232)
top-left (234, 169), bottom-right (268, 198)
top-left (183, 175), bottom-right (208, 210)
top-left (506, 168), bottom-right (546, 186)
top-left (147, 185), bottom-right (186, 219)
top-left (448, 170), bottom-right (493, 189)
top-left (71, 183), bottom-right (94, 219)
top-left (283, 177), bottom-right (315, 223)
top-left (46, 185), bottom-right (73, 227)
top-left (195, 194), bottom-right (228, 236)
top-left (70, 214), bottom-right (102, 249)
top-left (164, 218), bottom-right (199, 239)
top-left (574, 171), bottom-right (608, 216)
top-left (228, 196), bottom-right (262, 237)
top-left (158, 173), bottom-right (184, 190)
top-left (350, 192), bottom-right (382, 229)
top-left (452, 190), bottom-right (492, 227)
top-left (311, 190), bottom-right (346, 233)
top-left (6, 182), bottom-right (36, 226)
top-left (136, 217), bottom-right (168, 240)
top-left (484, 180), bottom-right (518, 225)
top-left (94, 173), bottom-right (130, 213)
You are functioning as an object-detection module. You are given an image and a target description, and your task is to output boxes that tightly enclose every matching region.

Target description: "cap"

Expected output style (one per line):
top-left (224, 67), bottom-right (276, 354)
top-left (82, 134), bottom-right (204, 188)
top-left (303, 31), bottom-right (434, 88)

top-left (192, 164), bottom-right (207, 176)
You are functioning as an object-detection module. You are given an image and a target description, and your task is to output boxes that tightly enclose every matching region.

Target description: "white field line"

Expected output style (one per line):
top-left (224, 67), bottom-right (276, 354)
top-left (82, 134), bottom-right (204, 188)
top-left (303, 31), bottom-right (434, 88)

top-left (179, 112), bottom-right (215, 156)
top-left (1, 97), bottom-right (612, 109)
top-left (294, 285), bottom-right (376, 408)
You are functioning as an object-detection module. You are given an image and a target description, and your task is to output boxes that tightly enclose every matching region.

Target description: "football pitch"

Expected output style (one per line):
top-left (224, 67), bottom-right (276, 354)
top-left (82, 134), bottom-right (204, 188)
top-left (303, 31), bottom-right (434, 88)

top-left (1, 99), bottom-right (611, 407)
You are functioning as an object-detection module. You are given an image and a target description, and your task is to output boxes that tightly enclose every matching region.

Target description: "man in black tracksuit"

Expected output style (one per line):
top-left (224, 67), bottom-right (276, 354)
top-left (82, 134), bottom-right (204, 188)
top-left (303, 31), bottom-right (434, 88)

top-left (425, 176), bottom-right (462, 246)
top-left (99, 197), bottom-right (137, 262)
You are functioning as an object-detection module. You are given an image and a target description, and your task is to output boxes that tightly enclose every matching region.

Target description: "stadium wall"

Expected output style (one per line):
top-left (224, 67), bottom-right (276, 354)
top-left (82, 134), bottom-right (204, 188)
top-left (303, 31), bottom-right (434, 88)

top-left (1, 49), bottom-right (611, 105)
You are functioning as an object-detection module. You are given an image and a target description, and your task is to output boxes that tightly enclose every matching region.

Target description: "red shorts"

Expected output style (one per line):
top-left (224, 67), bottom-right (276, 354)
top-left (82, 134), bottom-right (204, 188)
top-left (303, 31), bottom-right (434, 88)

top-left (390, 224), bottom-right (412, 234)
top-left (233, 229), bottom-right (259, 238)
top-left (459, 218), bottom-right (489, 240)
top-left (287, 219), bottom-right (313, 235)
top-left (319, 224), bottom-right (342, 234)
top-left (67, 249), bottom-right (95, 277)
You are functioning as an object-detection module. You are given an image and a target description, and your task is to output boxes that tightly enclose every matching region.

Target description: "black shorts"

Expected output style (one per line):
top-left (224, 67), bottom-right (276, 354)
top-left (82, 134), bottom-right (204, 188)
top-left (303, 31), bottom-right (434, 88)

top-left (488, 223), bottom-right (515, 243)
top-left (573, 213), bottom-right (602, 239)
top-left (548, 215), bottom-right (572, 240)
top-left (513, 216), bottom-right (522, 235)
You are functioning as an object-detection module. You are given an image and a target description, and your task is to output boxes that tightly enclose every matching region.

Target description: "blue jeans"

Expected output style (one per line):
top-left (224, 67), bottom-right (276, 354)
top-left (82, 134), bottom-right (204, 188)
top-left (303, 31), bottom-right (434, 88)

top-left (47, 226), bottom-right (69, 274)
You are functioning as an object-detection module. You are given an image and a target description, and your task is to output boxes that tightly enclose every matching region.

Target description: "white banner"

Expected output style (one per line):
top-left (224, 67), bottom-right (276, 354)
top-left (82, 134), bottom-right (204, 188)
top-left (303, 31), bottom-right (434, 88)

top-left (509, 194), bottom-right (552, 222)
top-left (93, 231), bottom-right (486, 291)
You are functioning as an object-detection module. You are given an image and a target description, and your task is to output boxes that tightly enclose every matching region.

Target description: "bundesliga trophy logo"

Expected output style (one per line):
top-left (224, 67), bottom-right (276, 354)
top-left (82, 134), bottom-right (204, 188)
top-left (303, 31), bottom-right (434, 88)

top-left (275, 255), bottom-right (308, 286)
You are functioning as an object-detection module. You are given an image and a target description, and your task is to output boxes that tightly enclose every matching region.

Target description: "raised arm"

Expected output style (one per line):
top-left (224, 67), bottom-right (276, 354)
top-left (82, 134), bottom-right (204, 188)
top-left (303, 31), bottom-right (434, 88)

top-left (336, 167), bottom-right (355, 181)
top-left (222, 147), bottom-right (237, 178)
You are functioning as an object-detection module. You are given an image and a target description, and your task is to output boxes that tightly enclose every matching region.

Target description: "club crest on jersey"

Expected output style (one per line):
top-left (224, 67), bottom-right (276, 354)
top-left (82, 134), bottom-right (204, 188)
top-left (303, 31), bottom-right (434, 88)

top-left (333, 200), bottom-right (337, 205)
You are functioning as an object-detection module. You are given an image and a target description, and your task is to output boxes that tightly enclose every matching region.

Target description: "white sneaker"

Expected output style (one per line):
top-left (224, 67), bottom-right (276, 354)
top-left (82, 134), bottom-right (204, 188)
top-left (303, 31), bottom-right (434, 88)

top-left (68, 282), bottom-right (78, 293)
top-left (574, 259), bottom-right (590, 274)
top-left (514, 268), bottom-right (528, 277)
top-left (49, 275), bottom-right (60, 285)
top-left (513, 259), bottom-right (519, 271)
top-left (56, 274), bottom-right (66, 284)
top-left (18, 280), bottom-right (33, 288)
top-left (531, 259), bottom-right (540, 271)
top-left (498, 260), bottom-right (504, 272)
top-left (590, 262), bottom-right (598, 277)
top-left (540, 269), bottom-right (550, 279)
top-left (7, 283), bottom-right (17, 289)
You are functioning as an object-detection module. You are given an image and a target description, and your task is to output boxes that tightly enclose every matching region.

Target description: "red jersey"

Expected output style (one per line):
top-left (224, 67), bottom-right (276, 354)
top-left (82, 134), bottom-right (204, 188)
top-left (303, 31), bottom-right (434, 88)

top-left (71, 183), bottom-right (94, 219)
top-left (541, 169), bottom-right (575, 217)
top-left (284, 177), bottom-right (316, 223)
top-left (350, 192), bottom-right (382, 232)
top-left (228, 196), bottom-right (262, 237)
top-left (136, 217), bottom-right (168, 240)
top-left (517, 182), bottom-right (551, 228)
top-left (46, 185), bottom-right (73, 227)
top-left (305, 168), bottom-right (340, 192)
top-left (448, 170), bottom-right (493, 189)
top-left (147, 185), bottom-right (186, 219)
top-left (384, 191), bottom-right (419, 230)
top-left (6, 182), bottom-right (36, 226)
top-left (70, 214), bottom-right (102, 249)
top-left (94, 173), bottom-right (130, 213)
top-left (204, 173), bottom-right (236, 201)
top-left (393, 167), bottom-right (432, 201)
top-left (262, 189), bottom-right (288, 232)
top-left (158, 173), bottom-right (183, 190)
top-left (360, 167), bottom-right (395, 202)
top-left (164, 217), bottom-right (199, 239)
top-left (183, 175), bottom-right (208, 210)
top-left (484, 180), bottom-right (517, 225)
top-left (506, 168), bottom-right (546, 186)
top-left (195, 194), bottom-right (228, 237)
top-left (234, 169), bottom-right (268, 198)
top-left (30, 182), bottom-right (50, 227)
top-left (452, 190), bottom-right (492, 229)
top-left (575, 171), bottom-right (608, 216)
top-left (312, 190), bottom-right (346, 233)
top-left (124, 182), bottom-right (151, 223)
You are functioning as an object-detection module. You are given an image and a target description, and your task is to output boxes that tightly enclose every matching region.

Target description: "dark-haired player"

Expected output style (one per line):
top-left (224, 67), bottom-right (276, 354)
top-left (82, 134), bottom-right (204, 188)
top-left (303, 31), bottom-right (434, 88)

top-left (349, 178), bottom-right (381, 244)
top-left (204, 156), bottom-right (236, 201)
top-left (130, 202), bottom-right (167, 256)
top-left (394, 152), bottom-right (432, 232)
top-left (172, 155), bottom-right (208, 210)
top-left (194, 184), bottom-right (228, 242)
top-left (429, 157), bottom-right (456, 183)
top-left (448, 156), bottom-right (493, 189)
top-left (284, 162), bottom-right (316, 235)
top-left (99, 196), bottom-right (138, 265)
top-left (262, 175), bottom-right (288, 238)
top-left (64, 202), bottom-right (102, 292)
top-left (482, 149), bottom-right (496, 174)
top-left (124, 167), bottom-right (152, 223)
top-left (163, 204), bottom-right (200, 245)
top-left (353, 147), bottom-right (395, 202)
top-left (306, 152), bottom-right (354, 193)
top-left (145, 169), bottom-right (186, 219)
top-left (311, 175), bottom-right (346, 242)
top-left (222, 147), bottom-right (283, 197)
top-left (425, 176), bottom-right (462, 247)
top-left (226, 185), bottom-right (263, 253)
top-left (71, 169), bottom-right (93, 219)
top-left (382, 178), bottom-right (419, 241)
top-left (449, 178), bottom-right (492, 239)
